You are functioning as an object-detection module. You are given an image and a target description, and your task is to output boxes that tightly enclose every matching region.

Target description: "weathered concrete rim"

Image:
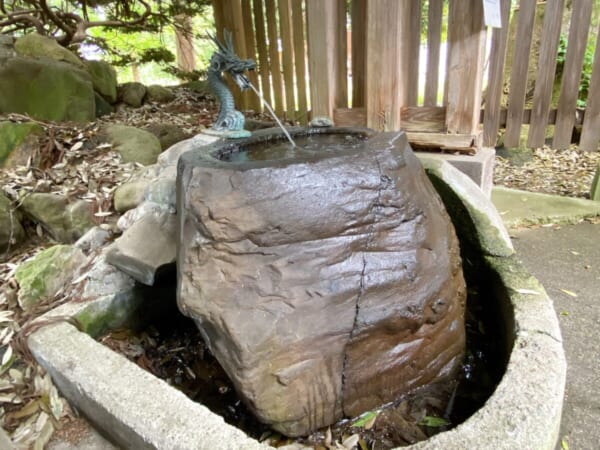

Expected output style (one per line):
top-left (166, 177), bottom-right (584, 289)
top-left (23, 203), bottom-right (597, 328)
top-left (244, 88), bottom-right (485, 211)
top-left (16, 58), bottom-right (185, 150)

top-left (28, 153), bottom-right (566, 450)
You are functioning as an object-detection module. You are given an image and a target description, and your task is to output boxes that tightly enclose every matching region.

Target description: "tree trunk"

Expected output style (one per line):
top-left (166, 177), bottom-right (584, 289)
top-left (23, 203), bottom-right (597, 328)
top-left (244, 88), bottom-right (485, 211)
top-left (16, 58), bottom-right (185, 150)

top-left (132, 63), bottom-right (140, 82)
top-left (175, 14), bottom-right (196, 73)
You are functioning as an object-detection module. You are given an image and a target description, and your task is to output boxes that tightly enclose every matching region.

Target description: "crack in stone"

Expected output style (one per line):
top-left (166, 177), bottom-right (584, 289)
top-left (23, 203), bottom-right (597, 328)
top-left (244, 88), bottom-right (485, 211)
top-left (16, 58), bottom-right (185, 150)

top-left (340, 157), bottom-right (387, 414)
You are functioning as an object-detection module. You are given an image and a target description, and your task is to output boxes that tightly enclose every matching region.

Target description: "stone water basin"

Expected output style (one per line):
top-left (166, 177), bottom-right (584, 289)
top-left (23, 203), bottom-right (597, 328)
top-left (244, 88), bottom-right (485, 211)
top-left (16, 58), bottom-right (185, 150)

top-left (28, 128), bottom-right (566, 449)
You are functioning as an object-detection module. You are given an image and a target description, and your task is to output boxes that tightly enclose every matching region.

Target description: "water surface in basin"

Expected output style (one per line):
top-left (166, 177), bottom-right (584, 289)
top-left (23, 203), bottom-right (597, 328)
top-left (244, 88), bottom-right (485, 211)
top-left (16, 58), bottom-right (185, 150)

top-left (217, 133), bottom-right (368, 162)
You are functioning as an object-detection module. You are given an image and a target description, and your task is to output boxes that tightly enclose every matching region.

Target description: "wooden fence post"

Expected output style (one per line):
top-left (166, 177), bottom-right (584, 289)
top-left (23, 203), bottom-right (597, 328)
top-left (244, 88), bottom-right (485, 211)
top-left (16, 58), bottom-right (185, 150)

top-left (579, 25), bottom-right (600, 151)
top-left (527, 0), bottom-right (565, 148)
top-left (483, 0), bottom-right (512, 147)
top-left (364, 0), bottom-right (412, 131)
top-left (445, 0), bottom-right (487, 135)
top-left (306, 0), bottom-right (346, 120)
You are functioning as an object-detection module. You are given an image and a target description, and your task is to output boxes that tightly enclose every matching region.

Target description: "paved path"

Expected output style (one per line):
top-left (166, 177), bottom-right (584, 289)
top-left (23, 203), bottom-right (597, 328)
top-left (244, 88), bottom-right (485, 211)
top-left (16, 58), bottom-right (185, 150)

top-left (511, 222), bottom-right (600, 450)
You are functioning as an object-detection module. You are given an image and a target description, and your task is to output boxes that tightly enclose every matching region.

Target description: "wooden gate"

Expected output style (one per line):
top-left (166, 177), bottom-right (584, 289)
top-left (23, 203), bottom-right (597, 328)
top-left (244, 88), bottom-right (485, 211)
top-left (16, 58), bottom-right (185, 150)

top-left (211, 0), bottom-right (600, 152)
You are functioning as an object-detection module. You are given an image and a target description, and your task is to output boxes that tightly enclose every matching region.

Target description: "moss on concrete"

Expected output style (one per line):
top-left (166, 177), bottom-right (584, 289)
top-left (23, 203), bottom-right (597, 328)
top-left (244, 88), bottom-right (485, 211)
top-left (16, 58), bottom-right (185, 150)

top-left (422, 160), bottom-right (514, 257)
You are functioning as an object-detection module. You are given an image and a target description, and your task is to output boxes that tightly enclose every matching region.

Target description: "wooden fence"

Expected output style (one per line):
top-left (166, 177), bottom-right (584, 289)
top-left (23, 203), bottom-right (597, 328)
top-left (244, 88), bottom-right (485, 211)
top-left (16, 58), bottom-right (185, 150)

top-left (211, 0), bottom-right (600, 152)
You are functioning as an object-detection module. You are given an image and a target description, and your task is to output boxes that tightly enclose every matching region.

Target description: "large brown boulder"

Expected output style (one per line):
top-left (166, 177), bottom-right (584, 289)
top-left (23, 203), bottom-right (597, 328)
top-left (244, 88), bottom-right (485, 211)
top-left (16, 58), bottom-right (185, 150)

top-left (176, 129), bottom-right (466, 436)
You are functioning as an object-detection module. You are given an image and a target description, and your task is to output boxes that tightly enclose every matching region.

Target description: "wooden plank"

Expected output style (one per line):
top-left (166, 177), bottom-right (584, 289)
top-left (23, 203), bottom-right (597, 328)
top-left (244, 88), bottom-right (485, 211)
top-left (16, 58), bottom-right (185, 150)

top-left (365, 1), bottom-right (410, 130)
top-left (306, 1), bottom-right (345, 119)
top-left (291, 0), bottom-right (308, 124)
top-left (553, 0), bottom-right (593, 149)
top-left (334, 107), bottom-right (366, 127)
top-left (407, 132), bottom-right (480, 154)
top-left (335, 0), bottom-right (348, 110)
top-left (351, 0), bottom-right (366, 107)
top-left (580, 27), bottom-right (600, 150)
top-left (424, 0), bottom-right (443, 106)
top-left (445, 0), bottom-right (487, 134)
top-left (278, 0), bottom-right (296, 119)
top-left (401, 106), bottom-right (446, 132)
top-left (482, 0), bottom-right (512, 147)
top-left (504, 1), bottom-right (537, 147)
top-left (406, 2), bottom-right (422, 106)
top-left (212, 0), bottom-right (225, 42)
top-left (265, 0), bottom-right (285, 115)
top-left (242, 0), bottom-right (261, 111)
top-left (229, 0), bottom-right (250, 110)
top-left (527, 0), bottom-right (565, 148)
top-left (252, 0), bottom-right (272, 108)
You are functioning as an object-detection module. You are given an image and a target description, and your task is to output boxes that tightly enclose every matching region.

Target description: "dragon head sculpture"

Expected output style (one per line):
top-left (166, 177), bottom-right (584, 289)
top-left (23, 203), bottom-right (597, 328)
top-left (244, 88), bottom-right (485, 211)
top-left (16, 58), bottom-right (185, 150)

top-left (208, 31), bottom-right (256, 90)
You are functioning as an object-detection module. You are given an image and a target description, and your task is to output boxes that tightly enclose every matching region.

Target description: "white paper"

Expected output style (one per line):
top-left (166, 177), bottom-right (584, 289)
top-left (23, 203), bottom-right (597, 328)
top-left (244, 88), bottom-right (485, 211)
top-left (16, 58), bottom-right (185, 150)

top-left (483, 0), bottom-right (502, 28)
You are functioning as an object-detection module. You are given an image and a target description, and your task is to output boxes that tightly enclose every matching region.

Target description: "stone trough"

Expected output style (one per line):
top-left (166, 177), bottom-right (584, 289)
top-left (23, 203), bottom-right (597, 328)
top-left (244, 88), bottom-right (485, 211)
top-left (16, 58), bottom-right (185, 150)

top-left (28, 129), bottom-right (566, 450)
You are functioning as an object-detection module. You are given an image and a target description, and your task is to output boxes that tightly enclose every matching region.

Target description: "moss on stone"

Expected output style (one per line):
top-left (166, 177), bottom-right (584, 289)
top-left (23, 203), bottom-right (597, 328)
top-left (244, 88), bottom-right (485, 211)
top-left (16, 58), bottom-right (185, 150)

top-left (15, 245), bottom-right (85, 310)
top-left (0, 57), bottom-right (95, 122)
top-left (14, 33), bottom-right (85, 68)
top-left (0, 121), bottom-right (43, 166)
top-left (85, 60), bottom-right (118, 103)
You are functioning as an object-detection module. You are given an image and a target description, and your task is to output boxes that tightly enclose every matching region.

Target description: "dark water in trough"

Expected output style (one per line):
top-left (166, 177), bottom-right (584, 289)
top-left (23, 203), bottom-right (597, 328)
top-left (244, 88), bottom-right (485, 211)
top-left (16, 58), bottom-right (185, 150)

top-left (100, 256), bottom-right (506, 449)
top-left (216, 133), bottom-right (368, 162)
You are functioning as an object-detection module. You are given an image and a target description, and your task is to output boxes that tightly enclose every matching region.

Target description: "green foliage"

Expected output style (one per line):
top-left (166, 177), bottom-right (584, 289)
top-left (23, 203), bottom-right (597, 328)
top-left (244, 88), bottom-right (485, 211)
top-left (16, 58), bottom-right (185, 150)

top-left (556, 32), bottom-right (597, 108)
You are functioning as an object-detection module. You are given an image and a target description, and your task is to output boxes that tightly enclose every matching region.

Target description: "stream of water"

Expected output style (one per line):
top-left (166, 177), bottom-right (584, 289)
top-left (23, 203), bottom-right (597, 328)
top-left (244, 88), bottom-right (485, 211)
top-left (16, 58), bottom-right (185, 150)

top-left (248, 82), bottom-right (297, 148)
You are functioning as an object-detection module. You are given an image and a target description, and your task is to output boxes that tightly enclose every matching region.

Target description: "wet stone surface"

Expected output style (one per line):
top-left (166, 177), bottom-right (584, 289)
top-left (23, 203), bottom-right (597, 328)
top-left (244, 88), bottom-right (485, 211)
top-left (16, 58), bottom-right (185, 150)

top-left (99, 262), bottom-right (504, 449)
top-left (176, 129), bottom-right (467, 435)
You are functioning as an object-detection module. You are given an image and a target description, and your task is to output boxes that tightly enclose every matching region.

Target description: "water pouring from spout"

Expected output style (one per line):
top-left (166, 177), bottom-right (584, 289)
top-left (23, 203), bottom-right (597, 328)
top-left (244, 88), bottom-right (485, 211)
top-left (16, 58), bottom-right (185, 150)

top-left (248, 82), bottom-right (297, 148)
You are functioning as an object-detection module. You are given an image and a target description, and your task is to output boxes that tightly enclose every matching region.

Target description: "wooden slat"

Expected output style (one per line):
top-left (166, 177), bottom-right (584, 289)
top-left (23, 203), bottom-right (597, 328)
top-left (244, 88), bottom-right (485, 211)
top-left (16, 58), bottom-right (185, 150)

top-left (351, 0), bottom-right (366, 108)
top-left (212, 0), bottom-right (225, 42)
top-left (406, 2), bottom-right (422, 106)
top-left (365, 1), bottom-right (409, 130)
top-left (252, 0), bottom-right (272, 108)
top-left (400, 106), bottom-right (446, 132)
top-left (579, 26), bottom-right (600, 150)
top-left (278, 0), bottom-right (296, 119)
top-left (291, 0), bottom-right (308, 123)
top-left (335, 0), bottom-right (348, 110)
top-left (306, 1), bottom-right (345, 119)
top-left (483, 0), bottom-right (512, 147)
top-left (504, 1), bottom-right (537, 147)
top-left (424, 0), bottom-right (443, 106)
top-left (553, 0), bottom-right (593, 149)
top-left (579, 29), bottom-right (600, 152)
top-left (242, 0), bottom-right (261, 111)
top-left (445, 0), bottom-right (487, 134)
top-left (229, 0), bottom-right (250, 110)
top-left (407, 132), bottom-right (480, 154)
top-left (334, 107), bottom-right (366, 127)
top-left (265, 0), bottom-right (285, 115)
top-left (527, 0), bottom-right (565, 148)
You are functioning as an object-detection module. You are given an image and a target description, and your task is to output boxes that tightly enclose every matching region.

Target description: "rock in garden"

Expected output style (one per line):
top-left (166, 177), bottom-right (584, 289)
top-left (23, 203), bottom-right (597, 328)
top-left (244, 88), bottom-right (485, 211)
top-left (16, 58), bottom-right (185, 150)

top-left (85, 60), bottom-right (118, 103)
top-left (146, 85), bottom-right (175, 103)
top-left (14, 33), bottom-right (85, 68)
top-left (105, 211), bottom-right (177, 285)
top-left (15, 244), bottom-right (86, 310)
top-left (0, 57), bottom-right (95, 122)
top-left (0, 121), bottom-right (44, 168)
top-left (177, 130), bottom-right (466, 436)
top-left (104, 124), bottom-right (162, 165)
top-left (113, 180), bottom-right (148, 213)
top-left (0, 192), bottom-right (24, 253)
top-left (119, 82), bottom-right (147, 107)
top-left (20, 193), bottom-right (95, 243)
top-left (145, 123), bottom-right (190, 150)
top-left (0, 35), bottom-right (15, 58)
